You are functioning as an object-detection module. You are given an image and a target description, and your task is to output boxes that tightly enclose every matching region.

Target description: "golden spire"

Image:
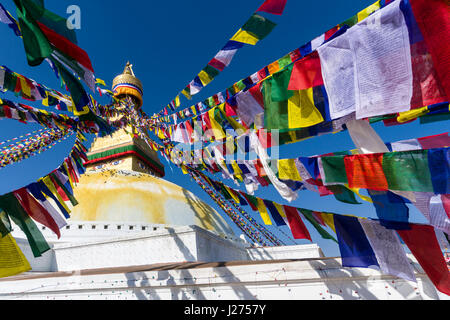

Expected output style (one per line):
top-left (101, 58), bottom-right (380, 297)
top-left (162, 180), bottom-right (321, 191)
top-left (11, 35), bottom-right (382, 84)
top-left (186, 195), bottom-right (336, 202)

top-left (112, 61), bottom-right (144, 107)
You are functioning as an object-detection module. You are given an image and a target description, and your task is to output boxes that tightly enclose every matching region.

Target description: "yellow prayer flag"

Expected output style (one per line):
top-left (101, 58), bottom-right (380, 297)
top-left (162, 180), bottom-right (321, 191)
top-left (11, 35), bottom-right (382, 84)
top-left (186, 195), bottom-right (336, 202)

top-left (277, 159), bottom-right (302, 181)
top-left (19, 77), bottom-right (31, 98)
top-left (320, 213), bottom-right (336, 233)
top-left (0, 234), bottom-right (31, 278)
top-left (230, 29), bottom-right (259, 45)
top-left (231, 161), bottom-right (244, 182)
top-left (180, 164), bottom-right (188, 175)
top-left (397, 106), bottom-right (429, 123)
top-left (95, 78), bottom-right (106, 86)
top-left (256, 198), bottom-right (273, 225)
top-left (198, 70), bottom-right (214, 86)
top-left (357, 0), bottom-right (381, 21)
top-left (288, 89), bottom-right (324, 129)
top-left (208, 107), bottom-right (226, 140)
top-left (175, 96), bottom-right (181, 107)
top-left (181, 88), bottom-right (192, 100)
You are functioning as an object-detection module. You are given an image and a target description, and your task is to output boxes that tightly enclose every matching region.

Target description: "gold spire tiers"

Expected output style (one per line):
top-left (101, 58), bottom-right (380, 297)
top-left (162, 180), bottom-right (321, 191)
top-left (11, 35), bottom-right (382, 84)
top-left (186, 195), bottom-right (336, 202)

top-left (112, 62), bottom-right (144, 107)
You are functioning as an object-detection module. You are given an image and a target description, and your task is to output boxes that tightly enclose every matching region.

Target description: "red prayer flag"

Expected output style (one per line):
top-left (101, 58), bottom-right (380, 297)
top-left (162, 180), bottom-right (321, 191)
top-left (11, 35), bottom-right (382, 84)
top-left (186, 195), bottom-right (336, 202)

top-left (37, 22), bottom-right (94, 73)
top-left (13, 188), bottom-right (61, 239)
top-left (49, 175), bottom-right (69, 202)
top-left (410, 41), bottom-right (448, 109)
top-left (225, 102), bottom-right (237, 117)
top-left (257, 0), bottom-right (288, 16)
top-left (397, 224), bottom-right (450, 296)
top-left (288, 51), bottom-right (324, 90)
top-left (442, 194), bottom-right (450, 219)
top-left (409, 0), bottom-right (450, 99)
top-left (283, 205), bottom-right (312, 241)
top-left (248, 82), bottom-right (265, 108)
top-left (289, 48), bottom-right (302, 62)
top-left (417, 133), bottom-right (450, 149)
top-left (345, 154), bottom-right (389, 191)
top-left (208, 58), bottom-right (226, 72)
top-left (324, 26), bottom-right (339, 41)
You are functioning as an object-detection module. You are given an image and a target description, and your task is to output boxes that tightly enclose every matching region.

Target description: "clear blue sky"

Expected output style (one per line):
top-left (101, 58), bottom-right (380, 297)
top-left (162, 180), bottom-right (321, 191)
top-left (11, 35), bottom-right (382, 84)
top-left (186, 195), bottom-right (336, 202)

top-left (0, 0), bottom-right (448, 256)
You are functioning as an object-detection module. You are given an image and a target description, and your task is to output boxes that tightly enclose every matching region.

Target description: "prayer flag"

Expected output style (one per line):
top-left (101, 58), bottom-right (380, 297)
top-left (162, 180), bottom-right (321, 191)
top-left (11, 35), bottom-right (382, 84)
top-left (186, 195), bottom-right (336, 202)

top-left (0, 234), bottom-right (31, 278)
top-left (0, 193), bottom-right (50, 257)
top-left (277, 159), bottom-right (301, 181)
top-left (283, 206), bottom-right (312, 241)
top-left (14, 187), bottom-right (61, 238)
top-left (256, 198), bottom-right (272, 225)
top-left (334, 214), bottom-right (379, 268)
top-left (263, 200), bottom-right (286, 226)
top-left (345, 153), bottom-right (389, 191)
top-left (350, 0), bottom-right (413, 119)
top-left (359, 219), bottom-right (416, 282)
top-left (231, 14), bottom-right (277, 45)
top-left (300, 209), bottom-right (337, 242)
top-left (409, 0), bottom-right (450, 99)
top-left (397, 224), bottom-right (450, 296)
top-left (257, 0), bottom-right (288, 16)
top-left (288, 52), bottom-right (324, 91)
top-left (382, 150), bottom-right (434, 193)
top-left (368, 190), bottom-right (410, 230)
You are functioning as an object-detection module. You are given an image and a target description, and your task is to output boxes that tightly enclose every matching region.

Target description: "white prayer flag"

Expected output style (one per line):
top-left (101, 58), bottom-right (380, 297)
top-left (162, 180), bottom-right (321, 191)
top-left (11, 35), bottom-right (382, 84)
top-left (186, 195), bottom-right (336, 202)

top-left (349, 0), bottom-right (413, 119)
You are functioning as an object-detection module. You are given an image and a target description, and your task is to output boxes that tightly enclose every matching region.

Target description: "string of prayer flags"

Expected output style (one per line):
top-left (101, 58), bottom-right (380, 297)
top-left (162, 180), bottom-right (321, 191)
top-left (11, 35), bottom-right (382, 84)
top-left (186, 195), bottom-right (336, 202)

top-left (155, 1), bottom-right (285, 117)
top-left (186, 167), bottom-right (448, 287)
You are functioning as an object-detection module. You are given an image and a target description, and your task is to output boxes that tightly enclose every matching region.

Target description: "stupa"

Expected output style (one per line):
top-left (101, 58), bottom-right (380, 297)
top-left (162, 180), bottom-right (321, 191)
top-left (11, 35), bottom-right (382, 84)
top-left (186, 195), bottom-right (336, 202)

top-left (4, 64), bottom-right (447, 301)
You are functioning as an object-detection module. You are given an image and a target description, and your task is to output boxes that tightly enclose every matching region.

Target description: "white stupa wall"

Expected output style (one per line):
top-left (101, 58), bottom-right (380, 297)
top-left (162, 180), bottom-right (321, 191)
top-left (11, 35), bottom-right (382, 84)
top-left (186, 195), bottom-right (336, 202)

top-left (14, 223), bottom-right (325, 273)
top-left (0, 257), bottom-right (448, 300)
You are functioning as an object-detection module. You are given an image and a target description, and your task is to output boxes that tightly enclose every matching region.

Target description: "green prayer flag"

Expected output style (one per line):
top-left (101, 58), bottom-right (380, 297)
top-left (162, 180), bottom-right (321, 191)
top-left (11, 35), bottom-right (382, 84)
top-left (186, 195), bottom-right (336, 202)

top-left (321, 156), bottom-right (349, 185)
top-left (0, 193), bottom-right (50, 257)
top-left (382, 150), bottom-right (434, 192)
top-left (419, 112), bottom-right (450, 124)
top-left (242, 14), bottom-right (277, 41)
top-left (13, 0), bottom-right (53, 66)
top-left (271, 65), bottom-right (294, 102)
top-left (203, 64), bottom-right (220, 79)
top-left (326, 185), bottom-right (362, 205)
top-left (0, 211), bottom-right (12, 237)
top-left (262, 79), bottom-right (289, 130)
top-left (277, 54), bottom-right (293, 69)
top-left (300, 209), bottom-right (337, 243)
top-left (38, 6), bottom-right (78, 44)
top-left (341, 15), bottom-right (358, 28)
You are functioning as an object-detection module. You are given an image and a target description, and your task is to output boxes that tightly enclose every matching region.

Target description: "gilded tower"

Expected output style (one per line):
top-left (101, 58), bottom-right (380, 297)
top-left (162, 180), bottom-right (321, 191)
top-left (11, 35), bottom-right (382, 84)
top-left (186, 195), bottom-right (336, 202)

top-left (83, 63), bottom-right (165, 177)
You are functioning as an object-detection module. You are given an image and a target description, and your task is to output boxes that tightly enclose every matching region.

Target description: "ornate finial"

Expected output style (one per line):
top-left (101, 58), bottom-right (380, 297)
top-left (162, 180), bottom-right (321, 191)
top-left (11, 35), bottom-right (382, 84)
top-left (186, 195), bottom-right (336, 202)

top-left (123, 61), bottom-right (135, 76)
top-left (112, 61), bottom-right (144, 107)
